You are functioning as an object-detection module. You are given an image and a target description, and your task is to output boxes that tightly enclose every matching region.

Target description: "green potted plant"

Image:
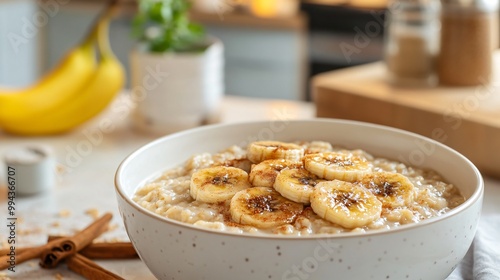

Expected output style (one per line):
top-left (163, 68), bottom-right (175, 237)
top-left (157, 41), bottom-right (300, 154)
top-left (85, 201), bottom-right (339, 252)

top-left (130, 0), bottom-right (224, 135)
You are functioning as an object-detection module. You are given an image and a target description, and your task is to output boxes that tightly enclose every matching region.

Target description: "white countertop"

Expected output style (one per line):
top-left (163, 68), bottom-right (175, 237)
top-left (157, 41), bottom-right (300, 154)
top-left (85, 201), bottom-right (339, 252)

top-left (0, 94), bottom-right (498, 279)
top-left (0, 95), bottom-right (315, 279)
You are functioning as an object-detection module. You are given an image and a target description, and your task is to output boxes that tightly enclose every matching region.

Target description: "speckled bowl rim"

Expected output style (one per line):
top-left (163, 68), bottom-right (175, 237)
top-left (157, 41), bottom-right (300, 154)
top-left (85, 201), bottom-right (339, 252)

top-left (115, 119), bottom-right (484, 240)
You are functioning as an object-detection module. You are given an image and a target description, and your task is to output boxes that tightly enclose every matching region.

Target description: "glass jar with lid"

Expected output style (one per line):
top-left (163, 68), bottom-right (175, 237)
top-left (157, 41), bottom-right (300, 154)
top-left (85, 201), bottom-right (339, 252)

top-left (384, 0), bottom-right (441, 87)
top-left (437, 0), bottom-right (499, 86)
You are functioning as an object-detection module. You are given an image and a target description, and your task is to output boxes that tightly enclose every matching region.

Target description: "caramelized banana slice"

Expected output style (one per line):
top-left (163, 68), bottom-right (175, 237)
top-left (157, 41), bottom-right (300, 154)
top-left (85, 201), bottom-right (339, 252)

top-left (304, 141), bottom-right (333, 154)
top-left (247, 141), bottom-right (304, 164)
top-left (215, 158), bottom-right (253, 173)
top-left (304, 151), bottom-right (372, 182)
top-left (249, 159), bottom-right (303, 188)
top-left (190, 166), bottom-right (251, 203)
top-left (357, 172), bottom-right (416, 208)
top-left (230, 187), bottom-right (303, 228)
top-left (273, 168), bottom-right (325, 204)
top-left (311, 180), bottom-right (382, 229)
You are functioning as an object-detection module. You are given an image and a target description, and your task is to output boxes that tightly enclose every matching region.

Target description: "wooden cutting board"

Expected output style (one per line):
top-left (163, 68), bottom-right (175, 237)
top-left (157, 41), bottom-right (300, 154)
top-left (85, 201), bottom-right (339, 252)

top-left (313, 53), bottom-right (500, 178)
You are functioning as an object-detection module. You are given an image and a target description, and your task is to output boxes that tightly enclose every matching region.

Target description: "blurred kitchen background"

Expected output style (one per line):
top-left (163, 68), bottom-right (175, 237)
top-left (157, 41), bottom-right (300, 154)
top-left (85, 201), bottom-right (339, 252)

top-left (0, 0), bottom-right (388, 101)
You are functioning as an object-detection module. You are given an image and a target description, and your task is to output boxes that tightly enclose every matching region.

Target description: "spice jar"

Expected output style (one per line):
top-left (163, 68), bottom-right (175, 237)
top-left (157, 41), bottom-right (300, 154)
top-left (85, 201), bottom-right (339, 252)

top-left (438, 0), bottom-right (499, 86)
top-left (384, 0), bottom-right (441, 87)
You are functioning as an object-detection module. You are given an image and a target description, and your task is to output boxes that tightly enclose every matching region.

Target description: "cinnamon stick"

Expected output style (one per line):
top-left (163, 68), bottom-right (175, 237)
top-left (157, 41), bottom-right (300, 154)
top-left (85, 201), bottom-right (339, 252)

top-left (0, 241), bottom-right (138, 260)
top-left (67, 253), bottom-right (124, 280)
top-left (40, 213), bottom-right (113, 268)
top-left (0, 241), bottom-right (56, 270)
top-left (78, 242), bottom-right (138, 259)
top-left (47, 236), bottom-right (137, 259)
top-left (0, 213), bottom-right (112, 270)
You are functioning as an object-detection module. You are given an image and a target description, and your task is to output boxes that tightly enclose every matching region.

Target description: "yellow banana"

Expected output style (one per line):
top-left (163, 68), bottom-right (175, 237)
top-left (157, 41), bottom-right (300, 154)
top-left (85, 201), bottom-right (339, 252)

top-left (0, 36), bottom-right (96, 123)
top-left (0, 10), bottom-right (124, 135)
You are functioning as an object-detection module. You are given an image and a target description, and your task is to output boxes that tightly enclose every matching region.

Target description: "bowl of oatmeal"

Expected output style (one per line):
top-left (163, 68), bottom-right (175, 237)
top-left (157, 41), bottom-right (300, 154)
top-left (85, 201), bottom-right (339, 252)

top-left (115, 119), bottom-right (483, 280)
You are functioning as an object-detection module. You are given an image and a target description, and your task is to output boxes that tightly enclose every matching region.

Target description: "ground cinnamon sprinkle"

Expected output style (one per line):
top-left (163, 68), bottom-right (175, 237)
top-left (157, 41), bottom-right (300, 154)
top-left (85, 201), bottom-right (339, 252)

top-left (438, 10), bottom-right (494, 86)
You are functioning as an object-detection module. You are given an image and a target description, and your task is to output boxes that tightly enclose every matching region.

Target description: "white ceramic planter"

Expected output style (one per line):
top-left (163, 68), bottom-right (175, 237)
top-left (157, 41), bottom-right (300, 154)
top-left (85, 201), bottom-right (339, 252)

top-left (130, 39), bottom-right (224, 135)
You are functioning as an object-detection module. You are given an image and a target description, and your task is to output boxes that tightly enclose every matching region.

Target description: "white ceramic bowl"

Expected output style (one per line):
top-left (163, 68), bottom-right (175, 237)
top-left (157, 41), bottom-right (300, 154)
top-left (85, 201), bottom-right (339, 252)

top-left (115, 119), bottom-right (483, 280)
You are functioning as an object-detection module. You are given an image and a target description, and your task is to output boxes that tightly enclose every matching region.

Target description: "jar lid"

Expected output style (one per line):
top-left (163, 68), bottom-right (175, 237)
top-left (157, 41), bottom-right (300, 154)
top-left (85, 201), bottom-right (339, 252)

top-left (4, 145), bottom-right (55, 195)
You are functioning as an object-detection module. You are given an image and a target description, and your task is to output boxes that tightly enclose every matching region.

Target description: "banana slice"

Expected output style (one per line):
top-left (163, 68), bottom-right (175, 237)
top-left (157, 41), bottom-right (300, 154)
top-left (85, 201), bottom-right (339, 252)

top-left (273, 168), bottom-right (325, 204)
top-left (190, 166), bottom-right (252, 203)
top-left (215, 158), bottom-right (253, 173)
top-left (247, 141), bottom-right (304, 164)
top-left (303, 151), bottom-right (372, 182)
top-left (311, 180), bottom-right (382, 229)
top-left (304, 141), bottom-right (333, 154)
top-left (230, 187), bottom-right (304, 228)
top-left (357, 172), bottom-right (416, 208)
top-left (249, 159), bottom-right (303, 188)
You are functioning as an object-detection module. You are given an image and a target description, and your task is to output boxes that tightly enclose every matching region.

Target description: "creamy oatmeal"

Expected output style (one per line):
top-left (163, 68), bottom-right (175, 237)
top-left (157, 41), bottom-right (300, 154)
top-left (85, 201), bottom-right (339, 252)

top-left (133, 141), bottom-right (465, 236)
